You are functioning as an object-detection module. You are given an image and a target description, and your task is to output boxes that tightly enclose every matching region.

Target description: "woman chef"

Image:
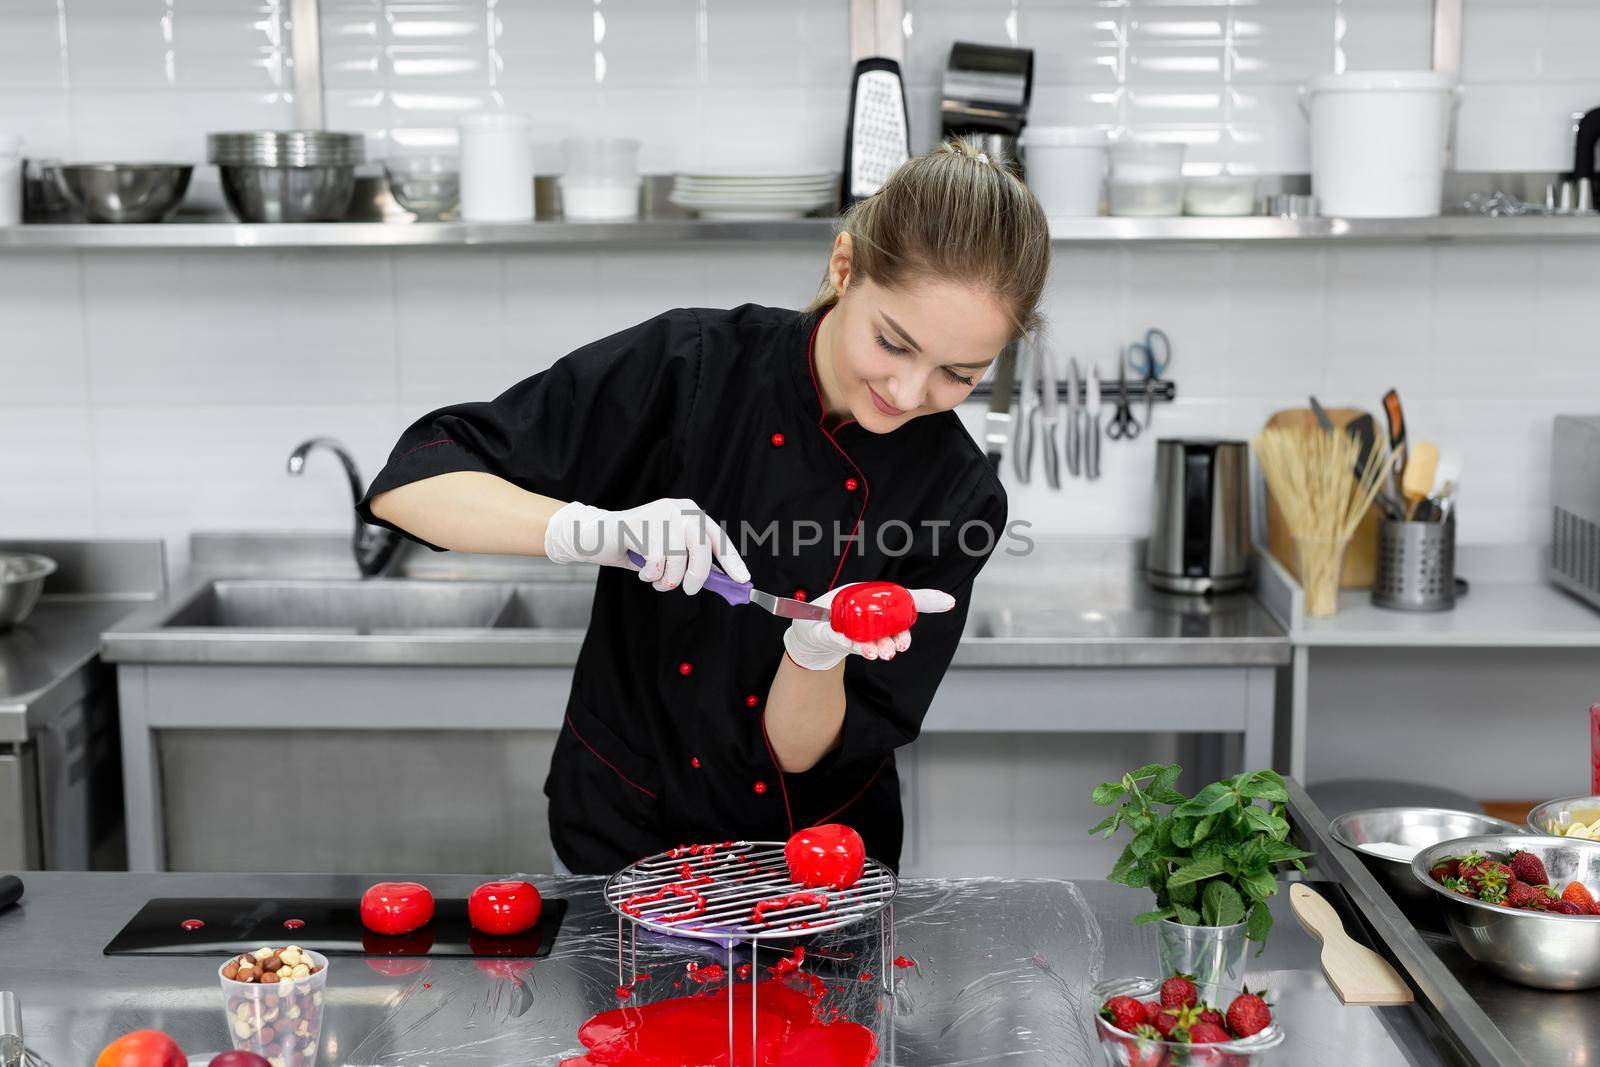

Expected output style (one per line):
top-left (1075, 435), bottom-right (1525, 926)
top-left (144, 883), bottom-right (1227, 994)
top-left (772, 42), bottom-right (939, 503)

top-left (360, 140), bottom-right (1051, 875)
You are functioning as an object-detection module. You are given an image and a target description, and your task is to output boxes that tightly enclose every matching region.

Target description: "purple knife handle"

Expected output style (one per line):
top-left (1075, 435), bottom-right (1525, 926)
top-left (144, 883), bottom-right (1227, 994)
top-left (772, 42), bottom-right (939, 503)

top-left (624, 550), bottom-right (752, 607)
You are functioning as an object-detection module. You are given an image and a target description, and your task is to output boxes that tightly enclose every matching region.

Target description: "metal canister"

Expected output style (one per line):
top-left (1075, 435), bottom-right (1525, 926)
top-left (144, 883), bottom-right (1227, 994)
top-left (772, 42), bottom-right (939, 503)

top-left (1372, 517), bottom-right (1456, 611)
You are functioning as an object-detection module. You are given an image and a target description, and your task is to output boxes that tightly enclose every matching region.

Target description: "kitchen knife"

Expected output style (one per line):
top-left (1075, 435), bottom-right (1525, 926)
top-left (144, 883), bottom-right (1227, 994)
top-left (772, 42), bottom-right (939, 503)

top-left (1064, 357), bottom-right (1082, 478)
top-left (0, 877), bottom-right (20, 914)
top-left (984, 341), bottom-right (1019, 473)
top-left (1038, 347), bottom-right (1062, 489)
top-left (1012, 339), bottom-right (1039, 483)
top-left (1309, 396), bottom-right (1335, 433)
top-left (625, 551), bottom-right (828, 621)
top-left (1084, 365), bottom-right (1102, 481)
top-left (1381, 388), bottom-right (1407, 486)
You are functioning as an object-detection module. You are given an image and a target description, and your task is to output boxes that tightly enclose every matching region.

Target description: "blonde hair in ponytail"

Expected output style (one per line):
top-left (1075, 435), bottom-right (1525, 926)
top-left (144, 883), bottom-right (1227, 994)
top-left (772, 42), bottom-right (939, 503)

top-left (808, 137), bottom-right (1051, 339)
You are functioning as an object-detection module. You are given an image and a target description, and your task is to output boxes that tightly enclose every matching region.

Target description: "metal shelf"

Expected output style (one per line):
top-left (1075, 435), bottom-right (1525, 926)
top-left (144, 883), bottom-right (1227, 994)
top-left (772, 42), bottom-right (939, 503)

top-left (4, 213), bottom-right (1600, 251)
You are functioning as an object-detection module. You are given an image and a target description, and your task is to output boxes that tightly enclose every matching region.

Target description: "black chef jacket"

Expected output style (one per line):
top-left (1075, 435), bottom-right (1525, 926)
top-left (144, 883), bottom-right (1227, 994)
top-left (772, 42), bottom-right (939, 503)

top-left (358, 304), bottom-right (1007, 874)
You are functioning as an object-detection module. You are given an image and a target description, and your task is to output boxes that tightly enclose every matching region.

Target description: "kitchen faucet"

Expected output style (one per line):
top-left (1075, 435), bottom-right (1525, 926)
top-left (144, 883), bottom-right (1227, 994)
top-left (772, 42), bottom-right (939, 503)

top-left (286, 438), bottom-right (402, 578)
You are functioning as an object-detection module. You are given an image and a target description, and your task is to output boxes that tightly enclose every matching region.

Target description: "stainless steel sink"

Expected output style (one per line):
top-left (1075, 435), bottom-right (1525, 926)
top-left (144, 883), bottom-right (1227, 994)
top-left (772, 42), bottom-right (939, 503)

top-left (102, 574), bottom-right (598, 665)
top-left (164, 579), bottom-right (514, 631)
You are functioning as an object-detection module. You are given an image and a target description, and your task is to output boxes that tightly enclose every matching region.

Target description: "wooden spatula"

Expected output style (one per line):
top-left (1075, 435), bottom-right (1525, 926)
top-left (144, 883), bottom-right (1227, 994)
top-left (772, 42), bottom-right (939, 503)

top-left (1290, 883), bottom-right (1413, 1005)
top-left (1401, 440), bottom-right (1439, 521)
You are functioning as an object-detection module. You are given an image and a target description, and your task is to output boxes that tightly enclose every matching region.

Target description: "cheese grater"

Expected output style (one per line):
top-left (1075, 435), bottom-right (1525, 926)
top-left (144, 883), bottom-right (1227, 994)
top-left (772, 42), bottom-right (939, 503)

top-left (842, 57), bottom-right (909, 207)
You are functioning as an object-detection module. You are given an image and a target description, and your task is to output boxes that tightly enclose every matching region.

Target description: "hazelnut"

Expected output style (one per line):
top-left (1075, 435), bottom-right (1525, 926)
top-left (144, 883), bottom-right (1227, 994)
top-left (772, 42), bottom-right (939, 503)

top-left (262, 955), bottom-right (283, 972)
top-left (233, 1019), bottom-right (252, 1040)
top-left (253, 946), bottom-right (275, 960)
top-left (260, 970), bottom-right (281, 985)
top-left (312, 992), bottom-right (323, 1006)
top-left (280, 946), bottom-right (302, 966)
top-left (287, 1005), bottom-right (300, 1020)
top-left (223, 961), bottom-right (240, 980)
top-left (264, 994), bottom-right (279, 1009)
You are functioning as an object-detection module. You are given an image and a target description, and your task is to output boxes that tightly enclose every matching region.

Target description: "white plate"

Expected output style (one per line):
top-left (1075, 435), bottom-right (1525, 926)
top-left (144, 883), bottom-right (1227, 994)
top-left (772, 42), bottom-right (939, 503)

top-left (677, 171), bottom-right (837, 182)
top-left (670, 198), bottom-right (833, 216)
top-left (674, 181), bottom-right (837, 195)
top-left (690, 207), bottom-right (817, 220)
top-left (671, 191), bottom-right (835, 205)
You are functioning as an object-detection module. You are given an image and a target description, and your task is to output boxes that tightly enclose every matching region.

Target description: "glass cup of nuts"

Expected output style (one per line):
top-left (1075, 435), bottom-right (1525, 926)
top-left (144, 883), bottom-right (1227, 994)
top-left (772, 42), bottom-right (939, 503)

top-left (217, 944), bottom-right (329, 1066)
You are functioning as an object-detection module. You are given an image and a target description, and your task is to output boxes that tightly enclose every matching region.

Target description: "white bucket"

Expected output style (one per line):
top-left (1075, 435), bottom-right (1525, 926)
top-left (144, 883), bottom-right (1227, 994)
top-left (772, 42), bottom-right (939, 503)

top-left (1021, 127), bottom-right (1109, 217)
top-left (1303, 71), bottom-right (1459, 218)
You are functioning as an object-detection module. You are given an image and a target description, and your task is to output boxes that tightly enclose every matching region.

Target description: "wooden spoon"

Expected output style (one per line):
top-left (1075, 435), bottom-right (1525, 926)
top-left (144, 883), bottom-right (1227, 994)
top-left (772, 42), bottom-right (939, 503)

top-left (1401, 441), bottom-right (1439, 521)
top-left (1290, 883), bottom-right (1413, 1005)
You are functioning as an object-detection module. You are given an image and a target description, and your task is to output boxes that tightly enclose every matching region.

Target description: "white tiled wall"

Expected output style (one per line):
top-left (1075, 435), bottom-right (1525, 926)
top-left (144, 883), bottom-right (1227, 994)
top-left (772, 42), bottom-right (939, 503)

top-left (4, 0), bottom-right (1599, 179)
top-left (3, 239), bottom-right (1595, 558)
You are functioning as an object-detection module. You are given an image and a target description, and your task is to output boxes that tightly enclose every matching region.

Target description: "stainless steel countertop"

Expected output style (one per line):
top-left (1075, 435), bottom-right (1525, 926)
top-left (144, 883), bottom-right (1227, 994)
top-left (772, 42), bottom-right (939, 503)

top-left (0, 541), bottom-right (164, 742)
top-left (102, 535), bottom-right (1289, 669)
top-left (0, 870), bottom-right (1437, 1066)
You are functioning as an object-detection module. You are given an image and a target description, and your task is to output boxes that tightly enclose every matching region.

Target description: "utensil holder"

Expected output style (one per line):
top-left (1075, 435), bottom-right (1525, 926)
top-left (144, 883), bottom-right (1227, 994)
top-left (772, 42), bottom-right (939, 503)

top-left (1372, 517), bottom-right (1455, 611)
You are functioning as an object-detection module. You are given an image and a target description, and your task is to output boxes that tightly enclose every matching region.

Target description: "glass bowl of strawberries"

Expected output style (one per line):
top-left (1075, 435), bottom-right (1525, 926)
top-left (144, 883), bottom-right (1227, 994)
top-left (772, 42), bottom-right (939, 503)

top-left (1412, 834), bottom-right (1600, 990)
top-left (1092, 974), bottom-right (1285, 1066)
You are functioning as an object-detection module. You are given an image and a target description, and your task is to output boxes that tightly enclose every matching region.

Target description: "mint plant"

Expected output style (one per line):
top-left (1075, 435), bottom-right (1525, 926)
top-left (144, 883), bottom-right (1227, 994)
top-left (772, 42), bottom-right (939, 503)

top-left (1090, 764), bottom-right (1312, 945)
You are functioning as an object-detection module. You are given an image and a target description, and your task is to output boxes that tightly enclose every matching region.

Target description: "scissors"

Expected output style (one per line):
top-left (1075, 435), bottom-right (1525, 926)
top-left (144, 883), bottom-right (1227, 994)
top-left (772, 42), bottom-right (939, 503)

top-left (1126, 327), bottom-right (1172, 429)
top-left (1105, 347), bottom-right (1140, 440)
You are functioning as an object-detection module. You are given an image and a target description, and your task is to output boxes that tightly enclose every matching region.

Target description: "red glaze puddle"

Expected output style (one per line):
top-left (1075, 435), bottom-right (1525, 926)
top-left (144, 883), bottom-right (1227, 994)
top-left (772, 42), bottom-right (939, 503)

top-left (858, 971), bottom-right (873, 982)
top-left (422, 982), bottom-right (432, 989)
top-left (892, 956), bottom-right (916, 970)
top-left (772, 946), bottom-right (805, 978)
top-left (282, 918), bottom-right (305, 931)
top-left (179, 919), bottom-right (205, 931)
top-left (736, 964), bottom-right (753, 979)
top-left (562, 979), bottom-right (878, 1066)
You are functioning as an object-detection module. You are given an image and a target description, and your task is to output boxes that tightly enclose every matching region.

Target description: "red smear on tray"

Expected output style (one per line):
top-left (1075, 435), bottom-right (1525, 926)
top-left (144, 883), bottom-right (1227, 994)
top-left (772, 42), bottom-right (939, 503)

top-left (179, 919), bottom-right (204, 931)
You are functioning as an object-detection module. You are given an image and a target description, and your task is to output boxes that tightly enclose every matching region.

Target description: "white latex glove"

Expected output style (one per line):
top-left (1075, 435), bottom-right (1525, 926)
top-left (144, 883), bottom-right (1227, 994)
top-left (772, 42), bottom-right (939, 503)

top-left (543, 498), bottom-right (750, 595)
top-left (782, 583), bottom-right (957, 671)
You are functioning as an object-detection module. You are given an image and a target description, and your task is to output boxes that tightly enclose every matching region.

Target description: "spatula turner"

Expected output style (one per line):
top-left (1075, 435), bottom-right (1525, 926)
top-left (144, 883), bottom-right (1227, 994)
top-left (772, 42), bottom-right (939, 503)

top-left (1290, 883), bottom-right (1413, 1005)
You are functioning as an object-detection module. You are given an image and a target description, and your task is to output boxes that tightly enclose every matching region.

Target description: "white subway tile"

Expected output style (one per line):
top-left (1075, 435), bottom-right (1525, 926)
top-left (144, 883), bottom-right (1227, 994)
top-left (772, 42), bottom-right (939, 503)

top-left (171, 8), bottom-right (287, 89)
top-left (1429, 245), bottom-right (1541, 396)
top-left (65, 2), bottom-right (176, 88)
top-left (82, 251), bottom-right (398, 406)
top-left (1543, 1), bottom-right (1600, 80)
top-left (1029, 84), bottom-right (1122, 129)
top-left (0, 254), bottom-right (88, 404)
top-left (491, 1), bottom-right (595, 88)
top-left (1332, 0), bottom-right (1433, 73)
top-left (0, 405), bottom-right (94, 536)
top-left (1323, 246), bottom-right (1435, 400)
top-left (902, 0), bottom-right (1020, 90)
top-left (0, 92), bottom-right (73, 158)
top-left (1459, 0), bottom-right (1545, 84)
top-left (69, 90), bottom-right (188, 162)
top-left (89, 402), bottom-right (406, 543)
top-left (500, 248), bottom-right (606, 367)
top-left (0, 13), bottom-right (67, 89)
top-left (1228, 5), bottom-right (1333, 84)
top-left (586, 0), bottom-right (702, 89)
top-left (394, 249), bottom-right (511, 408)
top-left (1024, 5), bottom-right (1125, 87)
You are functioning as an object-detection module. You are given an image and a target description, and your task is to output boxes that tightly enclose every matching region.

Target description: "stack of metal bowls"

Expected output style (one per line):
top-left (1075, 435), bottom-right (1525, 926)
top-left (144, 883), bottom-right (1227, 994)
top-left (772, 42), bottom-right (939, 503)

top-left (207, 131), bottom-right (366, 223)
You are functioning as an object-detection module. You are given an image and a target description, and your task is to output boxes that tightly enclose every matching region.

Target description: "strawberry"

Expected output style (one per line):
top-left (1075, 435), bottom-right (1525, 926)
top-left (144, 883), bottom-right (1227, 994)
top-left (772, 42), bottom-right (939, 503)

top-left (1152, 1004), bottom-right (1200, 1039)
top-left (1551, 900), bottom-right (1584, 915)
top-left (1142, 999), bottom-right (1163, 1017)
top-left (1587, 902), bottom-right (1600, 916)
top-left (1430, 858), bottom-right (1461, 883)
top-left (1225, 992), bottom-right (1273, 1038)
top-left (1509, 850), bottom-right (1550, 887)
top-left (1123, 1026), bottom-right (1170, 1067)
top-left (1505, 881), bottom-right (1541, 908)
top-left (1197, 1007), bottom-right (1226, 1030)
top-left (1562, 882), bottom-right (1596, 910)
top-left (1160, 974), bottom-right (1198, 1010)
top-left (1187, 1021), bottom-right (1233, 1044)
top-left (1100, 995), bottom-right (1149, 1034)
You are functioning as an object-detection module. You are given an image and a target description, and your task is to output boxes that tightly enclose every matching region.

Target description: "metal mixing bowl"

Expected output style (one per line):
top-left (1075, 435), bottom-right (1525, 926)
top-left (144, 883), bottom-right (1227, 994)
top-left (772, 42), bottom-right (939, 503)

top-left (1526, 795), bottom-right (1600, 838)
top-left (1330, 807), bottom-right (1524, 906)
top-left (1412, 834), bottom-right (1600, 990)
top-left (53, 163), bottom-right (192, 223)
top-left (0, 554), bottom-right (57, 630)
top-left (208, 131), bottom-right (365, 223)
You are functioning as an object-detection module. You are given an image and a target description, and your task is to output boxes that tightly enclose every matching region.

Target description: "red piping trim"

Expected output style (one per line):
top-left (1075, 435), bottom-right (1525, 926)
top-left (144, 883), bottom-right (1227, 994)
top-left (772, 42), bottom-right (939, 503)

top-left (812, 756), bottom-right (889, 826)
top-left (566, 713), bottom-right (658, 799)
top-left (758, 709), bottom-right (796, 838)
top-left (802, 311), bottom-right (871, 593)
top-left (397, 437), bottom-right (453, 459)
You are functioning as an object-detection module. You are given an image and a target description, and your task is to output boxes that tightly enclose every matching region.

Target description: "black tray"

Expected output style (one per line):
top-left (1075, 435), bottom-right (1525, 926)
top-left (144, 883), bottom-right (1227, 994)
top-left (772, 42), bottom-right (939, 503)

top-left (104, 896), bottom-right (568, 958)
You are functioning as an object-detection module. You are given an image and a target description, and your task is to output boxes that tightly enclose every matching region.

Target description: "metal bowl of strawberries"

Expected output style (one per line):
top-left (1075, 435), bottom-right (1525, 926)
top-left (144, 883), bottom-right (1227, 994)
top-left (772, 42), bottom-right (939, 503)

top-left (1092, 975), bottom-right (1285, 1066)
top-left (1411, 834), bottom-right (1600, 990)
